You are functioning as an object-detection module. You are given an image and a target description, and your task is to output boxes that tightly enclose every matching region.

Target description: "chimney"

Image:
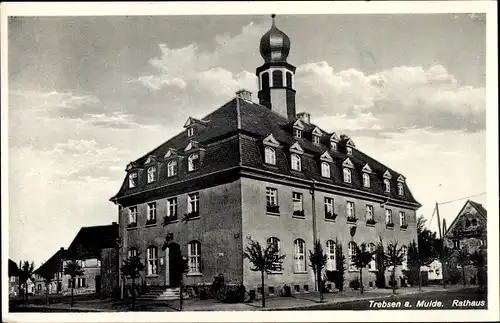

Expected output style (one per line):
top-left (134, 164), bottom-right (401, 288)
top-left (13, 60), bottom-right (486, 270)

top-left (112, 222), bottom-right (117, 226)
top-left (60, 247), bottom-right (64, 251)
top-left (296, 112), bottom-right (310, 124)
top-left (235, 89), bottom-right (253, 101)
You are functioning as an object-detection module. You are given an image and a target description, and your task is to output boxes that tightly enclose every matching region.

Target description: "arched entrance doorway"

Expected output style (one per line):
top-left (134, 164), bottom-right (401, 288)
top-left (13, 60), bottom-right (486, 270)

top-left (165, 243), bottom-right (182, 287)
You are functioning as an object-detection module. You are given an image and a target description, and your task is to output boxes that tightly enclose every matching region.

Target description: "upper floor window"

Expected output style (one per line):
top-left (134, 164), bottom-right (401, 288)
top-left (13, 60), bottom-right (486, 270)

top-left (399, 211), bottom-right (407, 227)
top-left (326, 240), bottom-right (336, 271)
top-left (292, 192), bottom-right (304, 216)
top-left (385, 209), bottom-right (393, 224)
top-left (188, 193), bottom-right (200, 215)
top-left (188, 153), bottom-right (200, 172)
top-left (293, 239), bottom-right (306, 272)
top-left (346, 201), bottom-right (355, 219)
top-left (146, 202), bottom-right (157, 224)
top-left (266, 187), bottom-right (279, 213)
top-left (147, 166), bottom-right (157, 183)
top-left (294, 129), bottom-right (302, 139)
top-left (264, 147), bottom-right (276, 165)
top-left (365, 205), bottom-right (374, 222)
top-left (324, 197), bottom-right (335, 219)
top-left (343, 168), bottom-right (352, 183)
top-left (321, 162), bottom-right (331, 178)
top-left (471, 218), bottom-right (478, 226)
top-left (167, 197), bottom-right (178, 220)
top-left (128, 248), bottom-right (138, 258)
top-left (128, 206), bottom-right (137, 226)
top-left (363, 173), bottom-right (371, 188)
top-left (128, 172), bottom-right (138, 188)
top-left (348, 241), bottom-right (357, 271)
top-left (465, 219), bottom-right (471, 227)
top-left (313, 135), bottom-right (320, 145)
top-left (188, 241), bottom-right (201, 274)
top-left (397, 183), bottom-right (404, 195)
top-left (384, 179), bottom-right (391, 193)
top-left (187, 127), bottom-right (195, 137)
top-left (291, 153), bottom-right (301, 171)
top-left (146, 246), bottom-right (158, 275)
top-left (167, 160), bottom-right (177, 177)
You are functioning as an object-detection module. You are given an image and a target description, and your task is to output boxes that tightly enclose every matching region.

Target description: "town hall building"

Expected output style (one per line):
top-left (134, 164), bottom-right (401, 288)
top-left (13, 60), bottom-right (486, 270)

top-left (110, 15), bottom-right (421, 296)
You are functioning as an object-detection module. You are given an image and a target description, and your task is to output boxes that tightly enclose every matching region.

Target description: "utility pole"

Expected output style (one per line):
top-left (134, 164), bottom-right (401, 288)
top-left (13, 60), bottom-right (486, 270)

top-left (435, 202), bottom-right (442, 240)
top-left (435, 202), bottom-right (447, 289)
top-left (310, 180), bottom-right (318, 292)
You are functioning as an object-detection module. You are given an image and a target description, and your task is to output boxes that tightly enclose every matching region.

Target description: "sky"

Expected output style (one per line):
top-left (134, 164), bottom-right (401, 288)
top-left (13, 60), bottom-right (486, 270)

top-left (7, 13), bottom-right (487, 265)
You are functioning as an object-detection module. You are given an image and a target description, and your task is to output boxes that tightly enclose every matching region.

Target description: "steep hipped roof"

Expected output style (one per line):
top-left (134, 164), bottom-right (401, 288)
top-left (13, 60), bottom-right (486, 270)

top-left (34, 248), bottom-right (66, 275)
top-left (111, 97), bottom-right (420, 208)
top-left (65, 224), bottom-right (118, 260)
top-left (9, 259), bottom-right (20, 277)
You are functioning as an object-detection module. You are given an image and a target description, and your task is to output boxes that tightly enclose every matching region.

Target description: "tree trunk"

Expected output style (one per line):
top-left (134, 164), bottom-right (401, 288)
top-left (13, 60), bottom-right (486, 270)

top-left (359, 268), bottom-right (364, 294)
top-left (462, 266), bottom-right (466, 287)
top-left (392, 267), bottom-right (396, 294)
top-left (179, 276), bottom-right (184, 311)
top-left (46, 283), bottom-right (49, 306)
top-left (418, 267), bottom-right (422, 291)
top-left (442, 262), bottom-right (447, 289)
top-left (261, 270), bottom-right (265, 308)
top-left (131, 277), bottom-right (135, 311)
top-left (318, 267), bottom-right (323, 301)
top-left (71, 279), bottom-right (74, 307)
top-left (26, 282), bottom-right (29, 304)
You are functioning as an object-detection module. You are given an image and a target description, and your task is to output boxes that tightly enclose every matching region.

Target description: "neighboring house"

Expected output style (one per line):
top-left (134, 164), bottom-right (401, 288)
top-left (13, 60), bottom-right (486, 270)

top-left (444, 200), bottom-right (487, 283)
top-left (9, 259), bottom-right (20, 297)
top-left (421, 259), bottom-right (443, 281)
top-left (33, 247), bottom-right (66, 295)
top-left (110, 16), bottom-right (421, 295)
top-left (61, 223), bottom-right (119, 296)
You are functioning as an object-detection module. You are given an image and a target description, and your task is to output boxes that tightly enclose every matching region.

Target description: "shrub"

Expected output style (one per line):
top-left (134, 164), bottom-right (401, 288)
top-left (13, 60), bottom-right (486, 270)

top-left (216, 284), bottom-right (246, 303)
top-left (445, 266), bottom-right (461, 285)
top-left (388, 277), bottom-right (399, 289)
top-left (349, 278), bottom-right (360, 290)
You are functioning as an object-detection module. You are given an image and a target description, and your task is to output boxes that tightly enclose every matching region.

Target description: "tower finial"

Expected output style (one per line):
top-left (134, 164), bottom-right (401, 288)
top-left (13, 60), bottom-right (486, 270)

top-left (271, 14), bottom-right (276, 25)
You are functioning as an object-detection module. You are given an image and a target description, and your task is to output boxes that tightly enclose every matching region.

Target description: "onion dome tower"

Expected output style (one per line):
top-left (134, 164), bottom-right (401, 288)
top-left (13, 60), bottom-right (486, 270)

top-left (256, 14), bottom-right (297, 121)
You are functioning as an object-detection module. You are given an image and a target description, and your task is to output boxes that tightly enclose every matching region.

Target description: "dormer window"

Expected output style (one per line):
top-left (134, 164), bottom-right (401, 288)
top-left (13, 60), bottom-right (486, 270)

top-left (363, 173), bottom-right (370, 188)
top-left (291, 153), bottom-right (301, 171)
top-left (167, 160), bottom-right (177, 177)
top-left (128, 172), bottom-right (138, 188)
top-left (147, 166), bottom-right (157, 183)
top-left (347, 147), bottom-right (353, 155)
top-left (188, 153), bottom-right (200, 172)
top-left (313, 135), bottom-right (320, 145)
top-left (384, 179), bottom-right (391, 193)
top-left (321, 162), bottom-right (331, 178)
top-left (343, 168), bottom-right (352, 183)
top-left (294, 129), bottom-right (302, 138)
top-left (264, 146), bottom-right (276, 165)
top-left (187, 127), bottom-right (195, 137)
top-left (330, 142), bottom-right (337, 151)
top-left (397, 183), bottom-right (404, 195)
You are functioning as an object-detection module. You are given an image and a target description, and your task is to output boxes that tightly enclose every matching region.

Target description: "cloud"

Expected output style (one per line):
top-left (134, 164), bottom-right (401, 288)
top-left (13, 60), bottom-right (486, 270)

top-left (295, 62), bottom-right (485, 133)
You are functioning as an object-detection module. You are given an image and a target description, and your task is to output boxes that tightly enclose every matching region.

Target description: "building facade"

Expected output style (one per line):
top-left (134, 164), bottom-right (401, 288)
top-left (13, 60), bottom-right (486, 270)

top-left (111, 16), bottom-right (421, 295)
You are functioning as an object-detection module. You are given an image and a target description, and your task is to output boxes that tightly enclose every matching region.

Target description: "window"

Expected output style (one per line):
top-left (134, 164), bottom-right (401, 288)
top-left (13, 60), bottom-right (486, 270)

top-left (128, 206), bottom-right (137, 226)
top-left (363, 173), bottom-right (371, 188)
top-left (262, 72), bottom-right (269, 90)
top-left (313, 135), bottom-right (320, 145)
top-left (465, 219), bottom-right (471, 227)
top-left (399, 211), bottom-right (407, 227)
top-left (453, 240), bottom-right (460, 249)
top-left (397, 183), bottom-right (404, 195)
top-left (291, 153), bottom-right (301, 171)
top-left (331, 142), bottom-right (337, 151)
top-left (188, 153), bottom-right (200, 171)
top-left (167, 160), bottom-right (177, 177)
top-left (471, 219), bottom-right (478, 227)
top-left (268, 286), bottom-right (275, 295)
top-left (367, 243), bottom-right (376, 271)
top-left (146, 246), bottom-right (158, 275)
top-left (326, 240), bottom-right (336, 271)
top-left (324, 197), bottom-right (335, 219)
top-left (79, 260), bottom-right (86, 268)
top-left (343, 168), bottom-right (351, 183)
top-left (303, 285), bottom-right (309, 292)
top-left (188, 241), bottom-right (201, 274)
top-left (187, 127), bottom-right (195, 137)
top-left (402, 246), bottom-right (408, 270)
top-left (366, 205), bottom-right (374, 222)
top-left (167, 197), bottom-right (177, 220)
top-left (347, 147), bottom-right (353, 155)
top-left (128, 172), bottom-right (138, 188)
top-left (348, 241), bottom-right (357, 271)
top-left (321, 162), bottom-right (331, 178)
top-left (294, 239), bottom-right (306, 272)
top-left (147, 166), bottom-right (157, 183)
top-left (264, 147), bottom-right (276, 165)
top-left (188, 193), bottom-right (199, 215)
top-left (385, 209), bottom-right (393, 224)
top-left (346, 201), bottom-right (355, 219)
top-left (286, 72), bottom-right (293, 88)
top-left (267, 237), bottom-right (282, 271)
top-left (272, 70), bottom-right (283, 87)
top-left (384, 179), bottom-right (391, 193)
top-left (266, 187), bottom-right (279, 213)
top-left (292, 192), bottom-right (304, 216)
top-left (294, 129), bottom-right (302, 139)
top-left (128, 248), bottom-right (138, 258)
top-left (146, 202), bottom-right (157, 224)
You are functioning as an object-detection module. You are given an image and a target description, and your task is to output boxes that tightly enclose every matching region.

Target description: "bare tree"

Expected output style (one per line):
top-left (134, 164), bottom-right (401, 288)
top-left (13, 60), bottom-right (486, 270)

top-left (120, 253), bottom-right (145, 311)
top-left (385, 239), bottom-right (405, 294)
top-left (352, 243), bottom-right (374, 294)
top-left (308, 240), bottom-right (327, 301)
top-left (64, 260), bottom-right (84, 307)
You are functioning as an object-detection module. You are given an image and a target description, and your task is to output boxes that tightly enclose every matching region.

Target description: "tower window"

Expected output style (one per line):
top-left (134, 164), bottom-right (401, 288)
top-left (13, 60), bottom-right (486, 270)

top-left (187, 127), bottom-right (195, 137)
top-left (291, 153), bottom-right (301, 171)
top-left (262, 72), bottom-right (270, 90)
top-left (313, 135), bottom-right (320, 145)
top-left (272, 70), bottom-right (283, 87)
top-left (286, 72), bottom-right (293, 88)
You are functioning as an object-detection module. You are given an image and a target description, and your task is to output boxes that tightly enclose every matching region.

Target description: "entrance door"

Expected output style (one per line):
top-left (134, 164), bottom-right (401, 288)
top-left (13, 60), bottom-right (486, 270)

top-left (95, 275), bottom-right (101, 294)
top-left (168, 243), bottom-right (182, 287)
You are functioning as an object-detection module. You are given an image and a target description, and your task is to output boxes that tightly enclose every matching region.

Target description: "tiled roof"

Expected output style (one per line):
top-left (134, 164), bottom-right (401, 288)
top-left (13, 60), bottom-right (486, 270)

top-left (111, 97), bottom-right (420, 207)
top-left (65, 224), bottom-right (118, 260)
top-left (34, 248), bottom-right (66, 274)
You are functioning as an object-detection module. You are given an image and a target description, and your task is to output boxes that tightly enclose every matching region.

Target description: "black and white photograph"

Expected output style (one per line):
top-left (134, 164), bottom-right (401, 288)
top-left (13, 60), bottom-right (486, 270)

top-left (1, 2), bottom-right (498, 322)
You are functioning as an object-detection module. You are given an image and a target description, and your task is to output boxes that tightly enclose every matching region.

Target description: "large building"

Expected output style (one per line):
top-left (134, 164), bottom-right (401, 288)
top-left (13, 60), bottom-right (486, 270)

top-left (110, 16), bottom-right (421, 295)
